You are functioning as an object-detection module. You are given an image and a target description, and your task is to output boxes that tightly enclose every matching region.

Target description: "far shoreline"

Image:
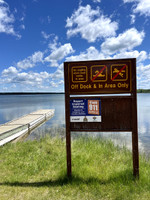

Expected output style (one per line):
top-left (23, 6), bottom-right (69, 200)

top-left (0, 92), bottom-right (65, 95)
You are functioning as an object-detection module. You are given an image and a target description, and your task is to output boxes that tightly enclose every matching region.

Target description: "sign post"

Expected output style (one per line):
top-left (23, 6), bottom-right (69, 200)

top-left (64, 58), bottom-right (139, 178)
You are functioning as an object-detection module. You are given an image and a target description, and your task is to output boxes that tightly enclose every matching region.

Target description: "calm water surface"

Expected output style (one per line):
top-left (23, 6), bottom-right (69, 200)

top-left (0, 94), bottom-right (150, 155)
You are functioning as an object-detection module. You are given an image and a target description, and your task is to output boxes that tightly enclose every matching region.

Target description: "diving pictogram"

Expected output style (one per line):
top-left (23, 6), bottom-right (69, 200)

top-left (111, 64), bottom-right (128, 81)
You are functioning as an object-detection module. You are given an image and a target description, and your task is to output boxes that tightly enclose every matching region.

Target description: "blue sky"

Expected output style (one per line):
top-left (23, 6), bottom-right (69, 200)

top-left (0, 0), bottom-right (150, 92)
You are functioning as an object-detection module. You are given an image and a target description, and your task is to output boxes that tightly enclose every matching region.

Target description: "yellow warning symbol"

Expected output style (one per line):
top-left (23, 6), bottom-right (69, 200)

top-left (72, 66), bottom-right (88, 83)
top-left (91, 65), bottom-right (107, 82)
top-left (111, 64), bottom-right (128, 81)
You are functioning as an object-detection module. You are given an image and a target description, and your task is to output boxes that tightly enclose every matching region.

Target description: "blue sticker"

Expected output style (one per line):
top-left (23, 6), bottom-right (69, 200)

top-left (70, 99), bottom-right (101, 122)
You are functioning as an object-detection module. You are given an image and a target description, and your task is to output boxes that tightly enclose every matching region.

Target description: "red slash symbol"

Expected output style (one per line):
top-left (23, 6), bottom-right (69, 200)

top-left (111, 65), bottom-right (127, 81)
top-left (91, 65), bottom-right (107, 82)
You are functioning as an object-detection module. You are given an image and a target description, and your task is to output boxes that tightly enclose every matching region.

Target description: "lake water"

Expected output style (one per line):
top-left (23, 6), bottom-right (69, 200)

top-left (0, 93), bottom-right (150, 156)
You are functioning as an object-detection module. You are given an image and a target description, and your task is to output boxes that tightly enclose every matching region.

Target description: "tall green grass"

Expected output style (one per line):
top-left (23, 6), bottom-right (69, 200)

top-left (0, 135), bottom-right (150, 200)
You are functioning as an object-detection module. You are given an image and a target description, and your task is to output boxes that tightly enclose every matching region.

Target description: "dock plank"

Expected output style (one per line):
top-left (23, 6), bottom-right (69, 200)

top-left (0, 125), bottom-right (24, 135)
top-left (8, 115), bottom-right (44, 125)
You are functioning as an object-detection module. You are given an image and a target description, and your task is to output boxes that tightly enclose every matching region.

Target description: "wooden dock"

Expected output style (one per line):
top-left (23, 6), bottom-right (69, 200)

top-left (0, 109), bottom-right (55, 146)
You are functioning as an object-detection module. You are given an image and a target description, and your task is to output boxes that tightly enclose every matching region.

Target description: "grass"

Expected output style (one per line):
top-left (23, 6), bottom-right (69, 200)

top-left (0, 135), bottom-right (150, 200)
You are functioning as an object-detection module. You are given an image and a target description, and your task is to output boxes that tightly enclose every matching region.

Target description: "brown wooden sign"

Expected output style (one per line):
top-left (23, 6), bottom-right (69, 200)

top-left (64, 58), bottom-right (139, 178)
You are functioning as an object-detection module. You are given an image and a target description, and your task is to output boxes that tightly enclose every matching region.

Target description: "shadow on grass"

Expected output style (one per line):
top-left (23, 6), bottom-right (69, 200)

top-left (0, 169), bottom-right (136, 188)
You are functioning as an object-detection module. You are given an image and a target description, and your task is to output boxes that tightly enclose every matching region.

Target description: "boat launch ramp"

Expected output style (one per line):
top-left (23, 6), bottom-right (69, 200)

top-left (0, 109), bottom-right (55, 146)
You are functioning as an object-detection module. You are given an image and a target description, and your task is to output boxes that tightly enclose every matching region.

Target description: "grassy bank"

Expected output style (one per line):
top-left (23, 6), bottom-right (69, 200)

top-left (0, 136), bottom-right (150, 200)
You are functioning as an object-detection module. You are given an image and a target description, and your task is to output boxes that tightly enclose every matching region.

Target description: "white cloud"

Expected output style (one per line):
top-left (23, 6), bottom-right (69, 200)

top-left (137, 63), bottom-right (150, 88)
top-left (51, 63), bottom-right (64, 79)
top-left (15, 73), bottom-right (43, 85)
top-left (31, 51), bottom-right (43, 63)
top-left (48, 35), bottom-right (59, 50)
top-left (101, 28), bottom-right (145, 55)
top-left (1, 69), bottom-right (52, 88)
top-left (20, 24), bottom-right (25, 30)
top-left (138, 63), bottom-right (150, 74)
top-left (11, 84), bottom-right (16, 88)
top-left (41, 31), bottom-right (51, 40)
top-left (0, 0), bottom-right (20, 37)
top-left (66, 46), bottom-right (107, 62)
top-left (123, 0), bottom-right (150, 17)
top-left (134, 0), bottom-right (150, 16)
top-left (58, 80), bottom-right (64, 85)
top-left (49, 81), bottom-right (58, 88)
top-left (66, 4), bottom-right (118, 42)
top-left (17, 59), bottom-right (34, 70)
top-left (45, 43), bottom-right (74, 67)
top-left (123, 0), bottom-right (136, 2)
top-left (113, 50), bottom-right (148, 63)
top-left (49, 80), bottom-right (64, 88)
top-left (39, 71), bottom-right (50, 79)
top-left (1, 86), bottom-right (8, 91)
top-left (2, 66), bottom-right (18, 76)
top-left (17, 51), bottom-right (44, 70)
top-left (65, 44), bottom-right (148, 64)
top-left (130, 14), bottom-right (136, 24)
top-left (92, 0), bottom-right (101, 2)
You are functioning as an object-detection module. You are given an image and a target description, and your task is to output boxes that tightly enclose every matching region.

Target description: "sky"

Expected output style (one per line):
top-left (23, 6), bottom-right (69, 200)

top-left (0, 0), bottom-right (150, 92)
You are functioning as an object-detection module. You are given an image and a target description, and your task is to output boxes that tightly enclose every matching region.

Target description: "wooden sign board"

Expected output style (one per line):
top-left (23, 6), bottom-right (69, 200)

top-left (64, 58), bottom-right (139, 178)
top-left (68, 59), bottom-right (132, 94)
top-left (69, 96), bottom-right (132, 132)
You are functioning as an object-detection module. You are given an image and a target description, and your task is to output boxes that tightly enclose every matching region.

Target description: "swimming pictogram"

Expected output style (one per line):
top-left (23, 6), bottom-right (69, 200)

top-left (91, 65), bottom-right (107, 82)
